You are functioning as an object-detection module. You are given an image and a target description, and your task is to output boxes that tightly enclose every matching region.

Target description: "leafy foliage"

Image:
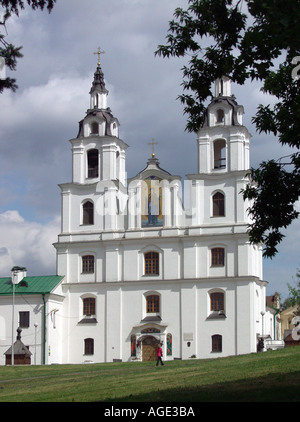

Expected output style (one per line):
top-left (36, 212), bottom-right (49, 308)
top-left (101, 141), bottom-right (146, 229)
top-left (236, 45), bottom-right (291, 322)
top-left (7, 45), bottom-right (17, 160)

top-left (156, 0), bottom-right (300, 257)
top-left (0, 0), bottom-right (56, 93)
top-left (1, 0), bottom-right (55, 17)
top-left (243, 161), bottom-right (300, 257)
top-left (285, 270), bottom-right (300, 315)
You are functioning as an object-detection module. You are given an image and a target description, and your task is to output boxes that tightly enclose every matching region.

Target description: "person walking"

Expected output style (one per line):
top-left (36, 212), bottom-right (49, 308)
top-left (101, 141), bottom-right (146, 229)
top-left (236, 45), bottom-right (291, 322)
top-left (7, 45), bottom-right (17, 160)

top-left (156, 344), bottom-right (164, 366)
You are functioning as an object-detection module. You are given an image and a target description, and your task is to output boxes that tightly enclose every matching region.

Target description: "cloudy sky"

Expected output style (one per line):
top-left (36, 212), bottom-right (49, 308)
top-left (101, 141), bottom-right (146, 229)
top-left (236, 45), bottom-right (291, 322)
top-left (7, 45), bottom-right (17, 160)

top-left (0, 0), bottom-right (298, 300)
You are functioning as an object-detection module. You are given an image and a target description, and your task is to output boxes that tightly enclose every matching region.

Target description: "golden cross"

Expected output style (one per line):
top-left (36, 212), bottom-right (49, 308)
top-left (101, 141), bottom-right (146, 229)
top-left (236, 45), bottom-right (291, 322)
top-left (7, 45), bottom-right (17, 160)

top-left (148, 139), bottom-right (158, 158)
top-left (94, 47), bottom-right (105, 66)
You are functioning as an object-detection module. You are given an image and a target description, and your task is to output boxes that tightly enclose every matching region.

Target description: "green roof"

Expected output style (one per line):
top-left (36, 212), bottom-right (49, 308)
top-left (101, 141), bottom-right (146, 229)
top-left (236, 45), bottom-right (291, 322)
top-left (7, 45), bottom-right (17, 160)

top-left (0, 275), bottom-right (64, 296)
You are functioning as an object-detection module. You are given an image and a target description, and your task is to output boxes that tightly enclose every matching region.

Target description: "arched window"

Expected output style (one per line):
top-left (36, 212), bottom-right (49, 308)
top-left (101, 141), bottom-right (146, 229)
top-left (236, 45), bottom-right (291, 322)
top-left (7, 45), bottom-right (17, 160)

top-left (82, 255), bottom-right (94, 274)
top-left (216, 109), bottom-right (224, 123)
top-left (87, 149), bottom-right (99, 178)
top-left (210, 292), bottom-right (225, 312)
top-left (144, 252), bottom-right (159, 275)
top-left (211, 248), bottom-right (225, 267)
top-left (220, 79), bottom-right (224, 95)
top-left (146, 295), bottom-right (160, 313)
top-left (116, 150), bottom-right (120, 179)
top-left (83, 297), bottom-right (96, 316)
top-left (82, 201), bottom-right (94, 225)
top-left (212, 335), bottom-right (222, 352)
top-left (84, 338), bottom-right (94, 355)
top-left (111, 122), bottom-right (118, 137)
top-left (213, 139), bottom-right (226, 169)
top-left (212, 192), bottom-right (225, 217)
top-left (90, 122), bottom-right (99, 135)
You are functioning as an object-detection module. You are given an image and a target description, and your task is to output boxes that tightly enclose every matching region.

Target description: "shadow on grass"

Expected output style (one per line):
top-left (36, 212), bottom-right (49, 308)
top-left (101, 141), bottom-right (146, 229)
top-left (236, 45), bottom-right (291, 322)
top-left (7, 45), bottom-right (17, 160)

top-left (101, 370), bottom-right (300, 402)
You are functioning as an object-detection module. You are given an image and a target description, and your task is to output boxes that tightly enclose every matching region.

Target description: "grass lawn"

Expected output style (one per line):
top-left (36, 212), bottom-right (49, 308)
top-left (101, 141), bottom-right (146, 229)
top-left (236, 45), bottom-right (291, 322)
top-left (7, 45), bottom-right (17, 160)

top-left (0, 346), bottom-right (299, 402)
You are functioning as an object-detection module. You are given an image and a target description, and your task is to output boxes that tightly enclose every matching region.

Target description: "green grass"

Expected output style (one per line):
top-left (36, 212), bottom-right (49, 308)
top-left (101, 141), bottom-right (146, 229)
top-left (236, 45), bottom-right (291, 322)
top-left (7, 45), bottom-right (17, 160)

top-left (0, 346), bottom-right (299, 402)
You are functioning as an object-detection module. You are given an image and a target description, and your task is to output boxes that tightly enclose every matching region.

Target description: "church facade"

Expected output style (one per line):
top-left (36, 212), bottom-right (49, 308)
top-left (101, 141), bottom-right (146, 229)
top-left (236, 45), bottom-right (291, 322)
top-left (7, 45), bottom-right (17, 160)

top-left (0, 62), bottom-right (270, 365)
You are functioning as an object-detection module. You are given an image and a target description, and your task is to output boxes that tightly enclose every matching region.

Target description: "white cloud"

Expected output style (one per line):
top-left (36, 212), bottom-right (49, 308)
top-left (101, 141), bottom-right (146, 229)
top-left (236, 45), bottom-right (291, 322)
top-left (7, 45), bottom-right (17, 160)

top-left (0, 211), bottom-right (60, 277)
top-left (0, 210), bottom-right (24, 223)
top-left (0, 74), bottom-right (90, 133)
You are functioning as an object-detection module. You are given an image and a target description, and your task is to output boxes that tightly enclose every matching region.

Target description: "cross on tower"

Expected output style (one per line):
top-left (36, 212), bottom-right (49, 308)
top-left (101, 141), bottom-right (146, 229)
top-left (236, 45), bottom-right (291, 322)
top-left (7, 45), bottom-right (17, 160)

top-left (148, 139), bottom-right (158, 158)
top-left (94, 47), bottom-right (105, 66)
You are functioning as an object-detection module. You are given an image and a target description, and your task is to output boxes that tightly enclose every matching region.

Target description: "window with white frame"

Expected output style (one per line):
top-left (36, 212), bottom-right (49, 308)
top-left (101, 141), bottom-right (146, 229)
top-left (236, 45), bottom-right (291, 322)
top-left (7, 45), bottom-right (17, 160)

top-left (143, 292), bottom-right (161, 320)
top-left (87, 149), bottom-right (99, 178)
top-left (146, 294), bottom-right (160, 313)
top-left (212, 191), bottom-right (225, 217)
top-left (213, 139), bottom-right (226, 169)
top-left (210, 292), bottom-right (225, 312)
top-left (212, 334), bottom-right (222, 352)
top-left (144, 252), bottom-right (159, 275)
top-left (216, 109), bottom-right (225, 124)
top-left (208, 290), bottom-right (226, 319)
top-left (82, 255), bottom-right (95, 274)
top-left (84, 338), bottom-right (94, 355)
top-left (211, 247), bottom-right (225, 267)
top-left (83, 297), bottom-right (96, 316)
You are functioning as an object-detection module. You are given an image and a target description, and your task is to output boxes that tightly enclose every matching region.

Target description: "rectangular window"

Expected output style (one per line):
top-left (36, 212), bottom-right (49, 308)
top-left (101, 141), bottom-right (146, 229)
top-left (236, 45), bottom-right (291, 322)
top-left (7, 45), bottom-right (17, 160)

top-left (144, 252), bottom-right (159, 275)
top-left (210, 292), bottom-right (224, 312)
top-left (19, 311), bottom-right (30, 328)
top-left (146, 295), bottom-right (160, 313)
top-left (87, 149), bottom-right (99, 178)
top-left (84, 338), bottom-right (94, 355)
top-left (82, 255), bottom-right (94, 273)
top-left (83, 298), bottom-right (96, 316)
top-left (211, 248), bottom-right (225, 266)
top-left (212, 335), bottom-right (222, 352)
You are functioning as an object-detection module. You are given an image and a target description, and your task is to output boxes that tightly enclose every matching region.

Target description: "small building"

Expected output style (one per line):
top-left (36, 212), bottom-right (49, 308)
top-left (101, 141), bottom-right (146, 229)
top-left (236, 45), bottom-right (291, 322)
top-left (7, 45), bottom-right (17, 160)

top-left (0, 267), bottom-right (64, 366)
top-left (5, 327), bottom-right (32, 365)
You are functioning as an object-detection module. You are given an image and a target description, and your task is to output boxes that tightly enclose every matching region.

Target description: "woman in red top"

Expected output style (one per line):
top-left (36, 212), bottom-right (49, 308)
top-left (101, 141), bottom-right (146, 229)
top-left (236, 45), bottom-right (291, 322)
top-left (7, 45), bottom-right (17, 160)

top-left (156, 344), bottom-right (164, 366)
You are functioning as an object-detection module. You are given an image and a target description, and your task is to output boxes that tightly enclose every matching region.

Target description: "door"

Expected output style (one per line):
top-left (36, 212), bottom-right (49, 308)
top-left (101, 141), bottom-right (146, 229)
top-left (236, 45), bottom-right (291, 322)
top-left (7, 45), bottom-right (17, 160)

top-left (5, 355), bottom-right (31, 365)
top-left (142, 336), bottom-right (159, 362)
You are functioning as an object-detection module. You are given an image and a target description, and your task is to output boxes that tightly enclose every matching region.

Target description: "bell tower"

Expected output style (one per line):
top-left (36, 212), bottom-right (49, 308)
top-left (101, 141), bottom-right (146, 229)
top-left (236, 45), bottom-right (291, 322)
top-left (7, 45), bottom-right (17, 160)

top-left (197, 76), bottom-right (250, 174)
top-left (57, 51), bottom-right (129, 255)
top-left (187, 77), bottom-right (253, 228)
top-left (70, 51), bottom-right (128, 186)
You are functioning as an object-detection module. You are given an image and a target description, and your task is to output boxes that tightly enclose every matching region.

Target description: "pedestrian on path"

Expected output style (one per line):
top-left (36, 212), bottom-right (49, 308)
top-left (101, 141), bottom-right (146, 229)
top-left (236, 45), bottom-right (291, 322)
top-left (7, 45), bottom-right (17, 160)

top-left (156, 344), bottom-right (164, 366)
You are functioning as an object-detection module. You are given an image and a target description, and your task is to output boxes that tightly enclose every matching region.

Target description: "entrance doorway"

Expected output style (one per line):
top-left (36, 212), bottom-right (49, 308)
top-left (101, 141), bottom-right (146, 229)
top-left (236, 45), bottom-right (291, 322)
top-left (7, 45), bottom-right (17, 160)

top-left (142, 336), bottom-right (160, 362)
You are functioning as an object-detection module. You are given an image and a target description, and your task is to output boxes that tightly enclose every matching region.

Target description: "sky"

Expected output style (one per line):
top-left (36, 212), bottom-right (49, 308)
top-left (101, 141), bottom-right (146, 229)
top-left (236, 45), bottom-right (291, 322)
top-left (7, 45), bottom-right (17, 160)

top-left (0, 0), bottom-right (299, 300)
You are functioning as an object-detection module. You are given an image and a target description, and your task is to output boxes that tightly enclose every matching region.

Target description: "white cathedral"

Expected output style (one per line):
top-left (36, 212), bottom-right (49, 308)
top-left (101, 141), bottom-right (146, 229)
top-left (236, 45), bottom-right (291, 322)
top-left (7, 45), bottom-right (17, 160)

top-left (0, 60), bottom-right (276, 365)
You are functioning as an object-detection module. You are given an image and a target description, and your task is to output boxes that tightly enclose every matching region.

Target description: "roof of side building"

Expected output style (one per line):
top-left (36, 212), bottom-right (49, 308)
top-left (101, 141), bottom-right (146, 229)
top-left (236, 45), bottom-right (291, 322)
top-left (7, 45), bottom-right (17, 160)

top-left (0, 275), bottom-right (64, 296)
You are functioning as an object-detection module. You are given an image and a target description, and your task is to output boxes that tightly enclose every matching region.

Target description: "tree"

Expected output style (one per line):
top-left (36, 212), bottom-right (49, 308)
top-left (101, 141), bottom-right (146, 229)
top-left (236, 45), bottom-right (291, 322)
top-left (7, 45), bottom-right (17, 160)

top-left (285, 269), bottom-right (300, 316)
top-left (0, 0), bottom-right (56, 93)
top-left (156, 0), bottom-right (300, 258)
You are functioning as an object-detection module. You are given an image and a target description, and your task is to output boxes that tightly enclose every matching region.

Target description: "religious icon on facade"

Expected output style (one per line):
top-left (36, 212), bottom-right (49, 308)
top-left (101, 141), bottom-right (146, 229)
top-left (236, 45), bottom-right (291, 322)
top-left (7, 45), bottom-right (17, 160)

top-left (131, 335), bottom-right (136, 357)
top-left (141, 177), bottom-right (163, 227)
top-left (167, 333), bottom-right (172, 356)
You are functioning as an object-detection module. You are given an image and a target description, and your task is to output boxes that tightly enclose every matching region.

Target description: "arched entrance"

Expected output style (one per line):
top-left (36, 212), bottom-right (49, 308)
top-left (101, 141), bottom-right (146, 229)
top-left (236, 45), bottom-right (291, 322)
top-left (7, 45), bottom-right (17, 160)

top-left (142, 335), bottom-right (160, 362)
